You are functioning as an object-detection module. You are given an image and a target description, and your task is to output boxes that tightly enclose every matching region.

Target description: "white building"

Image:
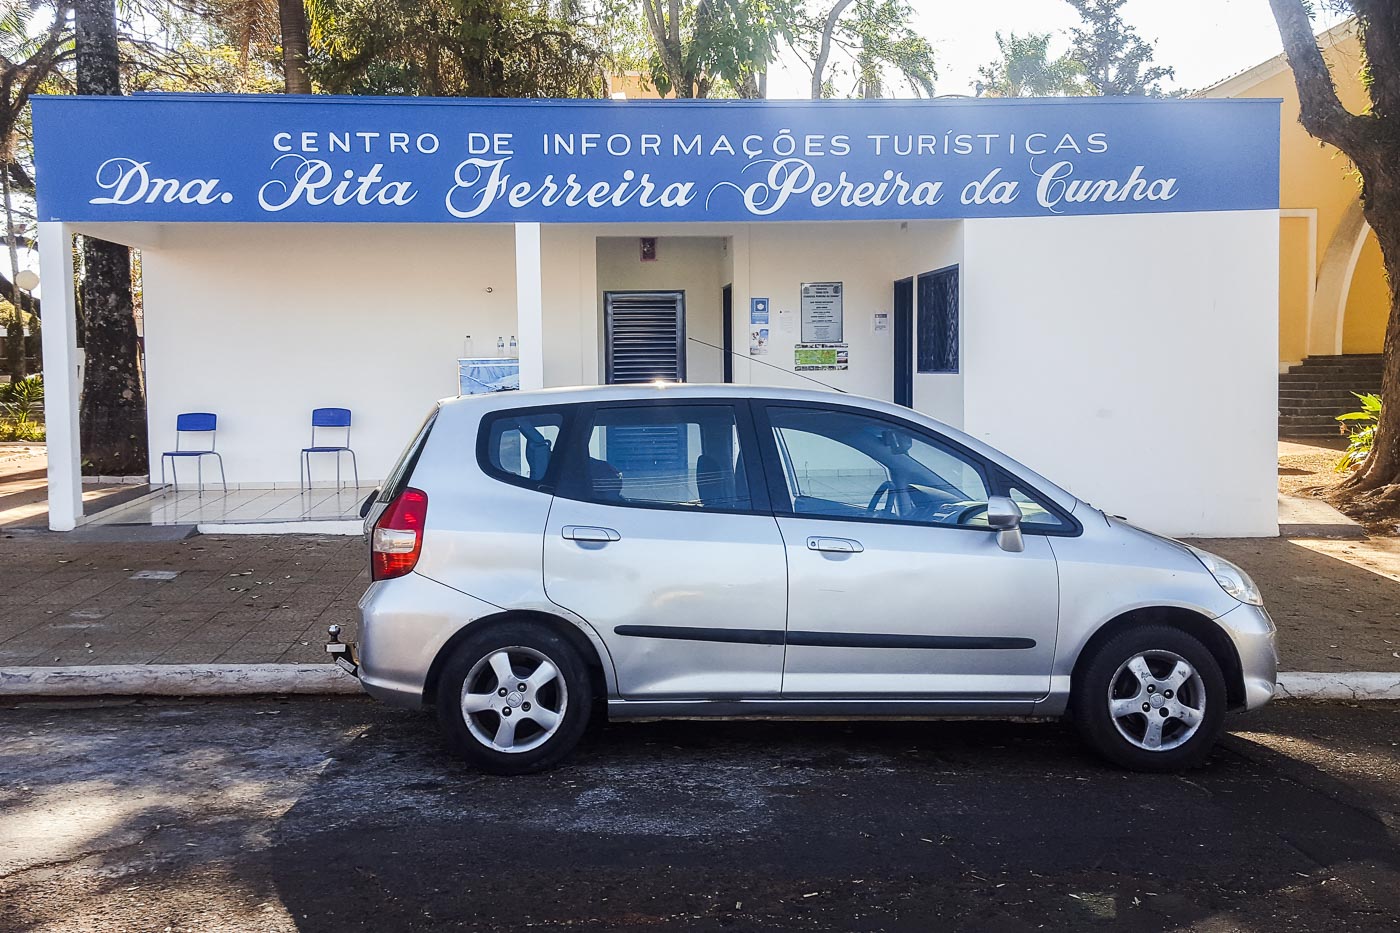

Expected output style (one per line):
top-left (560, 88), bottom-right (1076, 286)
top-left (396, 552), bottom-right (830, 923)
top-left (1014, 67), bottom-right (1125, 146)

top-left (32, 94), bottom-right (1280, 536)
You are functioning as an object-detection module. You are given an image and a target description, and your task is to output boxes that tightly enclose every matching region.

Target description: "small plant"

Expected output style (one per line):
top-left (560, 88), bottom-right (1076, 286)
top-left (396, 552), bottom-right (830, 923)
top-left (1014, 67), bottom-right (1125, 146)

top-left (1335, 392), bottom-right (1382, 473)
top-left (0, 374), bottom-right (45, 442)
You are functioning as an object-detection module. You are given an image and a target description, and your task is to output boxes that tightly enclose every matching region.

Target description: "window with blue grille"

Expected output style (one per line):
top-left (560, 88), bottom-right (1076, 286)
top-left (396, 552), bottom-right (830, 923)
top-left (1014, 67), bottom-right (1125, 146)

top-left (917, 266), bottom-right (959, 374)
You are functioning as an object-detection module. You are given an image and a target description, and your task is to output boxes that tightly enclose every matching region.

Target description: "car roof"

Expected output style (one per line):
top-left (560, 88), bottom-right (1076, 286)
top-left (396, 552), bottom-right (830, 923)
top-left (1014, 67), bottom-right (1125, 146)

top-left (437, 383), bottom-right (1083, 513)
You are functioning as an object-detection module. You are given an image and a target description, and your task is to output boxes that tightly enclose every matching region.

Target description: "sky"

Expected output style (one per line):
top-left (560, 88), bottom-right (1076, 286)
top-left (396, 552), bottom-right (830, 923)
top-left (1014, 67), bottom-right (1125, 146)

top-left (766, 0), bottom-right (1352, 99)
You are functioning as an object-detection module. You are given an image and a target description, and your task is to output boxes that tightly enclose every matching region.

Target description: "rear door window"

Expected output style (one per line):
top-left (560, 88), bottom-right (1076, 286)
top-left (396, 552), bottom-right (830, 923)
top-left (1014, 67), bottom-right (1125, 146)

top-left (559, 403), bottom-right (757, 512)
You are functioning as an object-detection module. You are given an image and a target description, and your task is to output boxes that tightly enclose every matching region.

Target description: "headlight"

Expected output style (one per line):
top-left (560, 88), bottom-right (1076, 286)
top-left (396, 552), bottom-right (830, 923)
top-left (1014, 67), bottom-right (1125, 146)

top-left (1189, 547), bottom-right (1264, 606)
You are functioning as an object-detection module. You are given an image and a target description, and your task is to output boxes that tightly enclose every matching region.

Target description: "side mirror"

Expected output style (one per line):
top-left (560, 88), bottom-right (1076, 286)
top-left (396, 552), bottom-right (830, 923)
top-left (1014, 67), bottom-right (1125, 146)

top-left (986, 496), bottom-right (1024, 553)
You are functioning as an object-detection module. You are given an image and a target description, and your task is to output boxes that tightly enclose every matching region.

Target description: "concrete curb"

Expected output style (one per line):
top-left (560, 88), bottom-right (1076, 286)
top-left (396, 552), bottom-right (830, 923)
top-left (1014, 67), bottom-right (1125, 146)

top-left (0, 664), bottom-right (363, 697)
top-left (2, 665), bottom-right (1398, 702)
top-left (1274, 671), bottom-right (1400, 701)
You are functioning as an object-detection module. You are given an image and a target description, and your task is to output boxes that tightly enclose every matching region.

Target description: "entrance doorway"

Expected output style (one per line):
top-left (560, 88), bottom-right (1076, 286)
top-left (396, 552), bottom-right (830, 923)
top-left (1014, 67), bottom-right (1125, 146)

top-left (722, 284), bottom-right (734, 383)
top-left (603, 290), bottom-right (686, 384)
top-left (893, 277), bottom-right (913, 407)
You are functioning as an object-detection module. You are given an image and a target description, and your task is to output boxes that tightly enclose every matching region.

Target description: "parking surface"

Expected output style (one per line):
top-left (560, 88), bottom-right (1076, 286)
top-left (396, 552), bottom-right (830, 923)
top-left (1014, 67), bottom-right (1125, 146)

top-left (2, 697), bottom-right (1398, 931)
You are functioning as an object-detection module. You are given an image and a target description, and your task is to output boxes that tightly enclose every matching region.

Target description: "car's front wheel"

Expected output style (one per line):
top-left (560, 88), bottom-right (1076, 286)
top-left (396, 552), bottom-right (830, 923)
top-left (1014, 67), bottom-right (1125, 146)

top-left (436, 622), bottom-right (592, 775)
top-left (1072, 624), bottom-right (1227, 772)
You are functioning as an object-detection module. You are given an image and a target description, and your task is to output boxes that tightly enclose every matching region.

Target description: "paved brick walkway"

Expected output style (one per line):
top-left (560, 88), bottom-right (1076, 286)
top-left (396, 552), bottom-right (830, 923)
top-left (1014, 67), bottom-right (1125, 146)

top-left (0, 531), bottom-right (1397, 672)
top-left (0, 533), bottom-right (364, 666)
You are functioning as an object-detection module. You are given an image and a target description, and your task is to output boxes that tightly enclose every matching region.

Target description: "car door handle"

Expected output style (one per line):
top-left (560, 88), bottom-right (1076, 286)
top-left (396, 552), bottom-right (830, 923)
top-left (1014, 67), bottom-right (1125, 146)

top-left (807, 536), bottom-right (863, 553)
top-left (562, 525), bottom-right (621, 543)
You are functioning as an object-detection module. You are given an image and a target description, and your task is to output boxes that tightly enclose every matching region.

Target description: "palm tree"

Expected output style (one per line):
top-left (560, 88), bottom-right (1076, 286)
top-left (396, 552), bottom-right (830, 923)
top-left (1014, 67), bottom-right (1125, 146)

top-left (976, 31), bottom-right (1085, 98)
top-left (1, 2), bottom-right (71, 377)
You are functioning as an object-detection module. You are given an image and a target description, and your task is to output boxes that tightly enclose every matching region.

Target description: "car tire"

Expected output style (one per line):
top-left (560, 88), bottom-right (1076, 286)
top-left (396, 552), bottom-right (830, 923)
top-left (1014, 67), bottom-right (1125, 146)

top-left (436, 622), bottom-right (592, 775)
top-left (1072, 624), bottom-right (1228, 772)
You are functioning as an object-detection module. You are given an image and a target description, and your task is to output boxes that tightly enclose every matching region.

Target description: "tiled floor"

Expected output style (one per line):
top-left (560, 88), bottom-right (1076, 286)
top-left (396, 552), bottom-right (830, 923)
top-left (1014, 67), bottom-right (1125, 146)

top-left (84, 485), bottom-right (378, 527)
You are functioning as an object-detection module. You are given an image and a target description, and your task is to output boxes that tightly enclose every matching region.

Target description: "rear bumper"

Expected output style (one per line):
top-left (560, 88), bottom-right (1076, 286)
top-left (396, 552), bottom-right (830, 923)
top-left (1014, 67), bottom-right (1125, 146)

top-left (1215, 603), bottom-right (1278, 710)
top-left (355, 572), bottom-right (504, 709)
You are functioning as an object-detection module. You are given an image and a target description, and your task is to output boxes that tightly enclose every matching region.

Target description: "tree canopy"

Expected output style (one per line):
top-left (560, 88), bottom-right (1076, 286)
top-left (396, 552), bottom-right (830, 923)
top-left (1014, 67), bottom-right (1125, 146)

top-left (976, 31), bottom-right (1085, 98)
top-left (1065, 0), bottom-right (1173, 97)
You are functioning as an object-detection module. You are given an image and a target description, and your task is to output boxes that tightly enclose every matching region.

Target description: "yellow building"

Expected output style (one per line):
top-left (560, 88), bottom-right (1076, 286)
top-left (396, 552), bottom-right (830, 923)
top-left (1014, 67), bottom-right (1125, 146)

top-left (1201, 18), bottom-right (1387, 369)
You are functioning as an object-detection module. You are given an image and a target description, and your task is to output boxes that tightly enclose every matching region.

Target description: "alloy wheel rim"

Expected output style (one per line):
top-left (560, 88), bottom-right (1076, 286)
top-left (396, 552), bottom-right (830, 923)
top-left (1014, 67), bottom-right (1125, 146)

top-left (461, 646), bottom-right (567, 754)
top-left (1107, 649), bottom-right (1206, 752)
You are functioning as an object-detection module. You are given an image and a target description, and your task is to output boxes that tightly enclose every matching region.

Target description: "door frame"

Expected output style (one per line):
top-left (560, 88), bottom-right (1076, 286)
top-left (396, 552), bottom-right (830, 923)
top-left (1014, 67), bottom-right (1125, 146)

top-left (603, 289), bottom-right (687, 385)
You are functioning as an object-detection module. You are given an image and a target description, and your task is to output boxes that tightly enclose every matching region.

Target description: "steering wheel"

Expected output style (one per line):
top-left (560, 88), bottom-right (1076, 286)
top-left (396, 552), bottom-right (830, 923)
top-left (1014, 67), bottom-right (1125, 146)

top-left (867, 481), bottom-right (897, 517)
top-left (949, 502), bottom-right (989, 525)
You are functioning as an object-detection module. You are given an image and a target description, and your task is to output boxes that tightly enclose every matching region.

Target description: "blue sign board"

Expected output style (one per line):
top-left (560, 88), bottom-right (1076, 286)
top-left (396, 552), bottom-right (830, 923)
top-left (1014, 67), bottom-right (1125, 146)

top-left (31, 95), bottom-right (1279, 224)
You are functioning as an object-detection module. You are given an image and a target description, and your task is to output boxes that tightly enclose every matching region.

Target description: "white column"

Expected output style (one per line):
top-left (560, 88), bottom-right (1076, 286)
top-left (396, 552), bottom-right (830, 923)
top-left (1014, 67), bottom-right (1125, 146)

top-left (514, 222), bottom-right (545, 390)
top-left (37, 222), bottom-right (82, 531)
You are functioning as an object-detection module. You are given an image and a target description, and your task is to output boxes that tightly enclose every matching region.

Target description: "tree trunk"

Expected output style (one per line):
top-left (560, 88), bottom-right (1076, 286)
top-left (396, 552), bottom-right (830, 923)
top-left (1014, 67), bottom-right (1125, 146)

top-left (811, 0), bottom-right (854, 99)
top-left (1, 156), bottom-right (23, 378)
top-left (75, 0), bottom-right (148, 474)
top-left (278, 0), bottom-right (312, 94)
top-left (1347, 188), bottom-right (1400, 492)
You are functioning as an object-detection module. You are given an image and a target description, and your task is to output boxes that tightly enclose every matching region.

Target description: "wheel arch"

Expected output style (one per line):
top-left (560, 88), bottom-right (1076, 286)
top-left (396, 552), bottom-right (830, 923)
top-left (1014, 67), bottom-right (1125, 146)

top-left (422, 610), bottom-right (612, 710)
top-left (1071, 606), bottom-right (1247, 711)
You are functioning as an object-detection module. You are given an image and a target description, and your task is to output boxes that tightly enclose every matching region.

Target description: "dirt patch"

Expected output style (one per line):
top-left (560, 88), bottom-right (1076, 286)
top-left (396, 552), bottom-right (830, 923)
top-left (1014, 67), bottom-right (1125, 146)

top-left (1191, 536), bottom-right (1400, 672)
top-left (1278, 438), bottom-right (1349, 499)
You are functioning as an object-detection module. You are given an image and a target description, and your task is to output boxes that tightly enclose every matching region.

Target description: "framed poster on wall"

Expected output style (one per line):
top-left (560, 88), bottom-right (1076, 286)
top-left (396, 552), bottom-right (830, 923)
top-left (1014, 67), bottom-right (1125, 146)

top-left (800, 282), bottom-right (843, 343)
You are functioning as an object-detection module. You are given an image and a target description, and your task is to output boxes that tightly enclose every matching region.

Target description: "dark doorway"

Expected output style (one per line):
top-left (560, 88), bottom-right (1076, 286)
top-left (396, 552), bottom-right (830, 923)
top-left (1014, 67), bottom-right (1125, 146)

top-left (893, 277), bottom-right (914, 407)
top-left (604, 290), bottom-right (686, 384)
top-left (722, 284), bottom-right (734, 383)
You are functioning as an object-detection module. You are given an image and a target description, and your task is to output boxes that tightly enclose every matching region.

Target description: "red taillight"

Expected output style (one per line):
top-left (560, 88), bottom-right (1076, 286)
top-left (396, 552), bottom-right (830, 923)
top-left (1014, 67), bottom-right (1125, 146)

top-left (371, 487), bottom-right (428, 581)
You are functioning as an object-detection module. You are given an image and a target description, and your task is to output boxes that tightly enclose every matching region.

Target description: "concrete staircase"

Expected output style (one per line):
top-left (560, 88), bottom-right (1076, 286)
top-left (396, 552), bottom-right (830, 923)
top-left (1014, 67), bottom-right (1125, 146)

top-left (1278, 354), bottom-right (1384, 438)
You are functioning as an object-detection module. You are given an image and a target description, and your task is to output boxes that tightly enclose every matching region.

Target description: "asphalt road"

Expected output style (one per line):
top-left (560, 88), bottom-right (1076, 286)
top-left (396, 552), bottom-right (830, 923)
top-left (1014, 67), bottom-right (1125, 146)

top-left (2, 698), bottom-right (1398, 932)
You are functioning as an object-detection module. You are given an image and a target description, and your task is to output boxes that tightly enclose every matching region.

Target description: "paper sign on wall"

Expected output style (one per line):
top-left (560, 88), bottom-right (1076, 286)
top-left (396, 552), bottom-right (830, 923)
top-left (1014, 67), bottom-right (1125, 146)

top-left (801, 282), bottom-right (844, 343)
top-left (873, 312), bottom-right (889, 335)
top-left (795, 343), bottom-right (848, 371)
top-left (749, 296), bottom-right (770, 355)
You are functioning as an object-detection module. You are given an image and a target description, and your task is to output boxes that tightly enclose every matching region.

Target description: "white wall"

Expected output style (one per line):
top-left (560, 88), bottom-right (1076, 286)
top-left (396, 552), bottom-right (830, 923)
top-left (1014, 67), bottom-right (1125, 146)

top-left (141, 223), bottom-right (517, 485)
top-left (892, 221), bottom-right (965, 426)
top-left (960, 211), bottom-right (1279, 537)
top-left (596, 236), bottom-right (727, 383)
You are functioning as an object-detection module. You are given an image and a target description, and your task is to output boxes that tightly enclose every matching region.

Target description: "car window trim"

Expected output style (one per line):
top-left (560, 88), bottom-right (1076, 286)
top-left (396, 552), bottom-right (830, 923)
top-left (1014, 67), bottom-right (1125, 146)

top-left (552, 397), bottom-right (773, 517)
top-left (751, 400), bottom-right (1082, 538)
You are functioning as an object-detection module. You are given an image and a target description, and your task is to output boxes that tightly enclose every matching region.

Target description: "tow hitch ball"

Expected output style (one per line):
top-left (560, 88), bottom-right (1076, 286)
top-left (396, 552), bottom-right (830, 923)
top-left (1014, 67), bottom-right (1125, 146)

top-left (326, 624), bottom-right (360, 677)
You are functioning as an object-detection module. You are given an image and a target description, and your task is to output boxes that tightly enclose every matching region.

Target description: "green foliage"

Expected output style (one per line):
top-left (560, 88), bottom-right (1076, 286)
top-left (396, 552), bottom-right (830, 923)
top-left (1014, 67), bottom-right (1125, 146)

top-left (842, 0), bottom-right (935, 98)
top-left (0, 372), bottom-right (44, 441)
top-left (307, 0), bottom-right (606, 97)
top-left (977, 31), bottom-right (1086, 98)
top-left (1064, 0), bottom-right (1173, 97)
top-left (1335, 392), bottom-right (1381, 473)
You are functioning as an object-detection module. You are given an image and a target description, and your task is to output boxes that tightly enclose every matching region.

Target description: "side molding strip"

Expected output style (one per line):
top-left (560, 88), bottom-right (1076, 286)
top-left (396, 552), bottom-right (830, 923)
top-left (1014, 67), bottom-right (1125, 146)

top-left (612, 625), bottom-right (785, 646)
top-left (612, 626), bottom-right (1035, 650)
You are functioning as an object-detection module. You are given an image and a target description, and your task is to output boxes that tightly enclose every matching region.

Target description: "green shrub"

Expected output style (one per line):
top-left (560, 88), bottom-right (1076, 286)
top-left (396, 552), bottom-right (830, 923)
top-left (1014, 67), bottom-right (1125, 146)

top-left (1335, 392), bottom-right (1381, 473)
top-left (0, 374), bottom-right (44, 441)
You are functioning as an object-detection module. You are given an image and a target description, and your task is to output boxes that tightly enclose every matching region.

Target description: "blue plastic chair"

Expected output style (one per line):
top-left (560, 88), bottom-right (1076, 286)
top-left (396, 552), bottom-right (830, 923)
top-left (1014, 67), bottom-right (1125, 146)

top-left (301, 407), bottom-right (359, 491)
top-left (160, 412), bottom-right (226, 496)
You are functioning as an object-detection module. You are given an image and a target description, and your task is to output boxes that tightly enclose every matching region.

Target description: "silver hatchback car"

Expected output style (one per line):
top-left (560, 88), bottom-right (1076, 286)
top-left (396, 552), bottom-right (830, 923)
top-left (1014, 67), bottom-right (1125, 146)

top-left (334, 384), bottom-right (1276, 774)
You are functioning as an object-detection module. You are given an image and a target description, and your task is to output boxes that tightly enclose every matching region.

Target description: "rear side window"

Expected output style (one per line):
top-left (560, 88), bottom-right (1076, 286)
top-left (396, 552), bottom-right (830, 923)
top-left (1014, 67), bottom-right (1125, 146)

top-left (480, 408), bottom-right (565, 489)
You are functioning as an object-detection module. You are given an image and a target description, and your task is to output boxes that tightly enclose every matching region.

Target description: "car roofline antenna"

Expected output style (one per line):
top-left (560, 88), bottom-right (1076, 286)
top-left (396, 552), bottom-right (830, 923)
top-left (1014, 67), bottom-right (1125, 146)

top-left (686, 336), bottom-right (847, 394)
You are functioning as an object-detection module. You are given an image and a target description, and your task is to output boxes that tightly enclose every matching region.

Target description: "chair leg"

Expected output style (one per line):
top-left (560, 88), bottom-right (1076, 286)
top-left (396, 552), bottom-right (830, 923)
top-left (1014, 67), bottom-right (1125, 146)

top-left (300, 452), bottom-right (306, 493)
top-left (336, 452), bottom-right (342, 491)
top-left (349, 449), bottom-right (359, 489)
top-left (213, 453), bottom-right (227, 493)
top-left (197, 457), bottom-right (204, 498)
top-left (160, 455), bottom-right (167, 492)
top-left (305, 451), bottom-right (313, 493)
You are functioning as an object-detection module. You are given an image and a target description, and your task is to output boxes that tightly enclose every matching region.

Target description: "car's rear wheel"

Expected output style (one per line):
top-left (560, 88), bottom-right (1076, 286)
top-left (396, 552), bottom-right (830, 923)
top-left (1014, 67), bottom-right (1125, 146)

top-left (1072, 624), bottom-right (1227, 772)
top-left (436, 622), bottom-right (592, 775)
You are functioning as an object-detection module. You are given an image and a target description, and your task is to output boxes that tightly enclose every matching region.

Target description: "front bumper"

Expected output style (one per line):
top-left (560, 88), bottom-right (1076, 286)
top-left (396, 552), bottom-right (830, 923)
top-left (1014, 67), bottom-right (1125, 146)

top-left (1215, 602), bottom-right (1278, 710)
